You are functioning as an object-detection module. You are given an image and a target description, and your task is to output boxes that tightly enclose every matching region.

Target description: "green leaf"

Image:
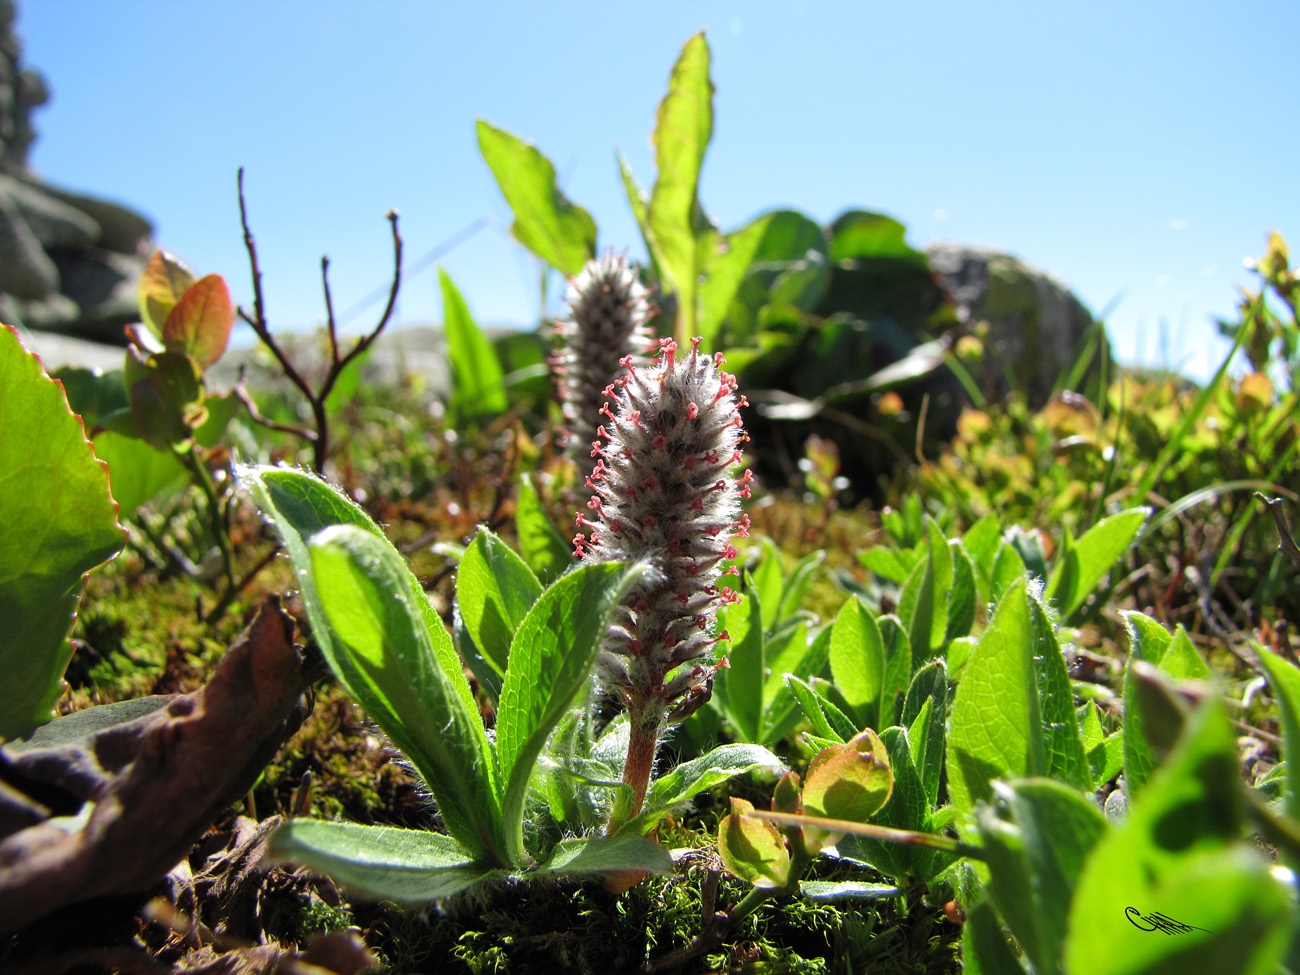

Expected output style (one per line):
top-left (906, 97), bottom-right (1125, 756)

top-left (828, 596), bottom-right (882, 729)
top-left (901, 660), bottom-right (948, 806)
top-left (456, 527), bottom-right (543, 674)
top-left (947, 579), bottom-right (1045, 828)
top-left (240, 466), bottom-right (500, 859)
top-left (1257, 646), bottom-right (1300, 822)
top-left (783, 674), bottom-right (845, 744)
top-left (137, 249), bottom-right (196, 340)
top-left (90, 430), bottom-right (187, 517)
top-left (309, 525), bottom-right (506, 864)
top-left (719, 797), bottom-right (794, 889)
top-left (898, 520), bottom-right (953, 665)
top-left (878, 614), bottom-right (911, 727)
top-left (616, 150), bottom-right (666, 282)
top-left (647, 31), bottom-right (714, 342)
top-left (977, 778), bottom-right (1108, 975)
top-left (761, 618), bottom-right (823, 743)
top-left (962, 513), bottom-right (1003, 607)
top-left (836, 727), bottom-right (948, 883)
top-left (1121, 612), bottom-right (1170, 798)
top-left (777, 549), bottom-right (826, 625)
top-left (476, 119), bottom-right (596, 276)
top-left (749, 539), bottom-right (783, 633)
top-left (496, 561), bottom-right (647, 865)
top-left (533, 835), bottom-right (673, 878)
top-left (947, 540), bottom-right (978, 642)
top-left (270, 820), bottom-right (499, 904)
top-left (0, 326), bottom-right (125, 738)
top-left (161, 273), bottom-right (233, 368)
top-left (1161, 625), bottom-right (1213, 681)
top-left (1065, 696), bottom-right (1294, 975)
top-left (1047, 507), bottom-right (1149, 620)
top-left (439, 268), bottom-right (507, 417)
top-left (963, 899), bottom-right (1031, 975)
top-left (643, 742), bottom-right (783, 813)
top-left (515, 473), bottom-right (572, 584)
top-left (715, 590), bottom-right (763, 742)
top-left (1028, 589), bottom-right (1092, 791)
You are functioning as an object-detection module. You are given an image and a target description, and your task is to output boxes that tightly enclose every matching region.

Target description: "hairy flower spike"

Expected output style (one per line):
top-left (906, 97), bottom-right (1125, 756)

top-left (551, 252), bottom-right (654, 462)
top-left (576, 336), bottom-right (750, 827)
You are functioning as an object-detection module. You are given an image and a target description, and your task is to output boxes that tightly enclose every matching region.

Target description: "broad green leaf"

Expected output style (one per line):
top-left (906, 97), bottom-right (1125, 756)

top-left (837, 727), bottom-right (948, 884)
top-left (1121, 612), bottom-right (1169, 798)
top-left (724, 209), bottom-right (829, 342)
top-left (270, 820), bottom-right (498, 904)
top-left (1161, 625), bottom-right (1213, 681)
top-left (533, 835), bottom-right (673, 878)
top-left (696, 211), bottom-right (775, 348)
top-left (515, 472), bottom-right (572, 584)
top-left (1047, 507), bottom-right (1149, 620)
top-left (643, 742), bottom-right (783, 813)
top-left (715, 590), bottom-right (763, 742)
top-left (138, 249), bottom-right (196, 340)
top-left (977, 779), bottom-right (1107, 975)
top-left (901, 660), bottom-right (948, 806)
top-left (1066, 696), bottom-right (1294, 975)
top-left (91, 430), bottom-right (187, 517)
top-left (439, 268), bottom-right (507, 416)
top-left (240, 466), bottom-right (497, 849)
top-left (161, 273), bottom-right (233, 368)
top-left (899, 520), bottom-right (952, 665)
top-left (749, 540), bottom-right (783, 632)
top-left (0, 326), bottom-right (125, 738)
top-left (946, 541), bottom-right (978, 641)
top-left (496, 561), bottom-right (647, 864)
top-left (127, 349), bottom-right (206, 448)
top-left (309, 525), bottom-right (505, 864)
top-left (616, 150), bottom-right (666, 281)
top-left (1257, 646), bottom-right (1300, 822)
top-left (456, 527), bottom-right (543, 674)
top-left (947, 579), bottom-right (1045, 828)
top-left (1028, 589), bottom-right (1092, 791)
top-left (761, 618), bottom-right (822, 742)
top-left (719, 797), bottom-right (794, 889)
top-left (827, 210), bottom-right (928, 266)
top-left (964, 899), bottom-right (1031, 975)
top-left (878, 614), bottom-right (911, 727)
top-left (962, 513), bottom-right (1003, 606)
top-left (776, 549), bottom-right (826, 625)
top-left (476, 119), bottom-right (596, 276)
top-left (647, 31), bottom-right (714, 341)
top-left (784, 674), bottom-right (845, 744)
top-left (828, 596), bottom-right (882, 728)
top-left (1081, 702), bottom-right (1125, 784)
top-left (858, 546), bottom-right (916, 584)
top-left (990, 542), bottom-right (1026, 601)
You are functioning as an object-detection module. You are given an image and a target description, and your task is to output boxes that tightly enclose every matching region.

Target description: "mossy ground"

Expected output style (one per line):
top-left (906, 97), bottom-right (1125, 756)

top-left (22, 365), bottom-right (1287, 975)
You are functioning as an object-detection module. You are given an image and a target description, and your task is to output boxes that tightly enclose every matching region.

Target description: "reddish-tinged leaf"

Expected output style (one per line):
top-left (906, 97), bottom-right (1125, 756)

top-left (163, 274), bottom-right (234, 368)
top-left (138, 250), bottom-right (196, 340)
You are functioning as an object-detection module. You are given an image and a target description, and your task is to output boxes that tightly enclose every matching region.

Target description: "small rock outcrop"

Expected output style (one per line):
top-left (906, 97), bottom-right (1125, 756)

top-left (926, 242), bottom-right (1107, 408)
top-left (0, 0), bottom-right (152, 343)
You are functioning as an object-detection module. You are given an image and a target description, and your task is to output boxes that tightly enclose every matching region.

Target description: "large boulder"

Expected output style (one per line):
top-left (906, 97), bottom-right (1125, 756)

top-left (0, 0), bottom-right (152, 343)
top-left (926, 242), bottom-right (1106, 408)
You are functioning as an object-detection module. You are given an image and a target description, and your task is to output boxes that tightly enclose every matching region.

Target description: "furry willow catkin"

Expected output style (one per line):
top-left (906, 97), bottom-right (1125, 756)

top-left (573, 336), bottom-right (753, 823)
top-left (551, 252), bottom-right (653, 463)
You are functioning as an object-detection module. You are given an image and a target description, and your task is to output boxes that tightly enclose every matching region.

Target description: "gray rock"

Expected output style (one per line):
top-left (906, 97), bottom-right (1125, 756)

top-left (0, 4), bottom-right (153, 342)
top-left (0, 183), bottom-right (57, 298)
top-left (0, 172), bottom-right (100, 249)
top-left (926, 242), bottom-right (1106, 407)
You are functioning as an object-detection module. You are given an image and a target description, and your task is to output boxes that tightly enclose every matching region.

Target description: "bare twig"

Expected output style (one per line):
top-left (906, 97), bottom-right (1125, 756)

top-left (235, 170), bottom-right (404, 473)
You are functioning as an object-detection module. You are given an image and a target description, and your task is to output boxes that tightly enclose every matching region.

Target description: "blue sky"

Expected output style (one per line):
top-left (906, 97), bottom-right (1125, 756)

top-left (20, 2), bottom-right (1300, 378)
